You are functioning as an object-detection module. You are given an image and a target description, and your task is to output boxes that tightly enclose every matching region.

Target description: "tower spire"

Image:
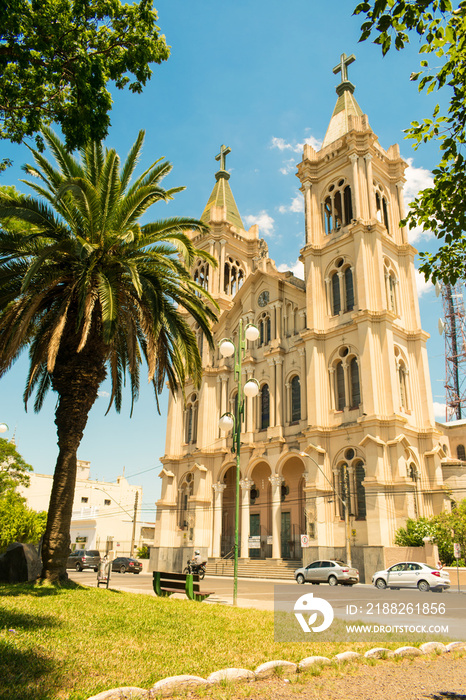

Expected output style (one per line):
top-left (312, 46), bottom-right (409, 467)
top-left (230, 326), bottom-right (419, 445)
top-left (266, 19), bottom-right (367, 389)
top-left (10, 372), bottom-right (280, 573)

top-left (200, 144), bottom-right (244, 230)
top-left (322, 52), bottom-right (365, 149)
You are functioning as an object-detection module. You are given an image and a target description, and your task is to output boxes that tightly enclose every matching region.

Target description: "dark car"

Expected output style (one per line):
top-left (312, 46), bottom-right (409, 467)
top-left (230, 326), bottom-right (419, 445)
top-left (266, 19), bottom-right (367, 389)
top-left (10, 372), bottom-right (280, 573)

top-left (67, 549), bottom-right (101, 572)
top-left (111, 557), bottom-right (142, 574)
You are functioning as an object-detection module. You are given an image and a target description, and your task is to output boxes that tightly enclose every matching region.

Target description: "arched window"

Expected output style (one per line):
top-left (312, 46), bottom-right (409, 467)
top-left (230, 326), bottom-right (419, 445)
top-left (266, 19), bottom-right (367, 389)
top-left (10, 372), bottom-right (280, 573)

top-left (224, 257), bottom-right (245, 296)
top-left (457, 444), bottom-right (466, 461)
top-left (258, 313), bottom-right (271, 346)
top-left (398, 360), bottom-right (408, 410)
top-left (291, 375), bottom-right (301, 423)
top-left (354, 461), bottom-right (366, 519)
top-left (335, 450), bottom-right (366, 520)
top-left (322, 178), bottom-right (353, 234)
top-left (384, 258), bottom-right (398, 313)
top-left (185, 393), bottom-right (198, 444)
top-left (349, 357), bottom-right (360, 409)
top-left (261, 384), bottom-right (270, 430)
top-left (178, 473), bottom-right (193, 529)
top-left (344, 266), bottom-right (354, 312)
top-left (331, 272), bottom-right (341, 315)
top-left (375, 184), bottom-right (390, 234)
top-left (193, 260), bottom-right (209, 292)
top-left (328, 258), bottom-right (356, 316)
top-left (336, 361), bottom-right (345, 411)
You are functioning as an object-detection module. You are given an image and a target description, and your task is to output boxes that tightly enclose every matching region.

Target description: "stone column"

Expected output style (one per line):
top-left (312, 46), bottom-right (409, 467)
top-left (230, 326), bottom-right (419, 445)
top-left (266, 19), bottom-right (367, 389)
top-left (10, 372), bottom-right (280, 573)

top-left (269, 475), bottom-right (283, 559)
top-left (364, 154), bottom-right (375, 219)
top-left (349, 153), bottom-right (360, 220)
top-left (239, 478), bottom-right (253, 558)
top-left (275, 356), bottom-right (284, 427)
top-left (246, 370), bottom-right (254, 433)
top-left (302, 181), bottom-right (312, 244)
top-left (298, 347), bottom-right (307, 421)
top-left (211, 483), bottom-right (226, 558)
top-left (329, 367), bottom-right (336, 411)
top-left (284, 381), bottom-right (291, 424)
top-left (267, 358), bottom-right (276, 428)
top-left (219, 239), bottom-right (226, 293)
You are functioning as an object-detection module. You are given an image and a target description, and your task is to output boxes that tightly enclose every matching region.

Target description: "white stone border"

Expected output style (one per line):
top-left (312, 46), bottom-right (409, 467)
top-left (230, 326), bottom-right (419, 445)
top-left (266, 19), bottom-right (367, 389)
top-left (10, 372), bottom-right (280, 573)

top-left (85, 641), bottom-right (466, 699)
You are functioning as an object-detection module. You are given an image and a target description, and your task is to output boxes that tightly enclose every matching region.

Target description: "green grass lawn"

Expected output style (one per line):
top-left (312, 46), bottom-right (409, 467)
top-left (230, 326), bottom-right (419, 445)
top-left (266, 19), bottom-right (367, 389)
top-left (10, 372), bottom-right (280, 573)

top-left (0, 582), bottom-right (452, 700)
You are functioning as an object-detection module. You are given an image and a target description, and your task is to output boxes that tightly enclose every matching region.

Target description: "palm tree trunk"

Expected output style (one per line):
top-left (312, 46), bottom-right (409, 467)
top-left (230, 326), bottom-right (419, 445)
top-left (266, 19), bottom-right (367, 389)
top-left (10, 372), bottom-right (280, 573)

top-left (41, 324), bottom-right (107, 582)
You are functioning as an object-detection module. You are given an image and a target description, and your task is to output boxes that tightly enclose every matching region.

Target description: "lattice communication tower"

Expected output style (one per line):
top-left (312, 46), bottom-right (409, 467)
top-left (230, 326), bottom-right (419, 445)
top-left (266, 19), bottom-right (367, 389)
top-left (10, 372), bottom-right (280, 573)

top-left (438, 282), bottom-right (466, 420)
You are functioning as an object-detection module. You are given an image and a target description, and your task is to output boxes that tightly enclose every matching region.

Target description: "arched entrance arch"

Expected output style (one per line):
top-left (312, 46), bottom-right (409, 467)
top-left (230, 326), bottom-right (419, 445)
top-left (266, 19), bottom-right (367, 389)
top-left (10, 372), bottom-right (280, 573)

top-left (221, 464), bottom-right (238, 557)
top-left (280, 456), bottom-right (306, 560)
top-left (248, 461), bottom-right (272, 559)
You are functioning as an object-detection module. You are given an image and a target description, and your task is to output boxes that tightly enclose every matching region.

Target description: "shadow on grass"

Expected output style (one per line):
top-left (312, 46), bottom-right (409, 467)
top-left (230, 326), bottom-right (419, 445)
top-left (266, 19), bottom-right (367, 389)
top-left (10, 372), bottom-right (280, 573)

top-left (0, 579), bottom-right (85, 597)
top-left (0, 640), bottom-right (60, 700)
top-left (431, 695), bottom-right (466, 699)
top-left (0, 607), bottom-right (59, 631)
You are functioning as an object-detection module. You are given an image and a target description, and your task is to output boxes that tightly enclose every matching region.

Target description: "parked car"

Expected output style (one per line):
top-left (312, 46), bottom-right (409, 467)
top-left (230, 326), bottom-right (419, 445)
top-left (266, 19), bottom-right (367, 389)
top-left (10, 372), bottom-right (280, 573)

top-left (111, 557), bottom-right (142, 574)
top-left (67, 549), bottom-right (101, 572)
top-left (372, 562), bottom-right (450, 592)
top-left (295, 560), bottom-right (359, 586)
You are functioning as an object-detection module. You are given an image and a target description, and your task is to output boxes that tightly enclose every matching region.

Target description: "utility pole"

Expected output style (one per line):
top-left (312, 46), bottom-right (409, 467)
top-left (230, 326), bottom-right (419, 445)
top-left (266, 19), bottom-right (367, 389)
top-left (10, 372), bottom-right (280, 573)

top-left (130, 491), bottom-right (139, 557)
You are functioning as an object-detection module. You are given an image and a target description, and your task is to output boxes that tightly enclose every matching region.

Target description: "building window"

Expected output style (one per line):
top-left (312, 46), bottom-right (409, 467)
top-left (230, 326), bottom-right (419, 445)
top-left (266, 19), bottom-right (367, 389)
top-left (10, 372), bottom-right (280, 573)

top-left (336, 362), bottom-right (345, 411)
top-left (258, 313), bottom-right (271, 346)
top-left (185, 393), bottom-right (198, 444)
top-left (104, 499), bottom-right (111, 506)
top-left (323, 179), bottom-right (353, 234)
top-left (291, 375), bottom-right (301, 422)
top-left (354, 461), bottom-right (366, 519)
top-left (384, 258), bottom-right (398, 313)
top-left (349, 357), bottom-right (360, 409)
top-left (328, 258), bottom-right (356, 316)
top-left (261, 384), bottom-right (270, 430)
top-left (375, 184), bottom-right (390, 233)
top-left (193, 259), bottom-right (209, 291)
top-left (457, 444), bottom-right (466, 461)
top-left (81, 497), bottom-right (88, 504)
top-left (224, 257), bottom-right (245, 296)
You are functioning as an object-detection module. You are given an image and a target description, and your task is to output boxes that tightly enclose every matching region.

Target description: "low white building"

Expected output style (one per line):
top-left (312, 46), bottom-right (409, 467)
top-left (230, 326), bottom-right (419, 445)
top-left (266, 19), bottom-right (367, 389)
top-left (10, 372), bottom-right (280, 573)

top-left (20, 460), bottom-right (150, 556)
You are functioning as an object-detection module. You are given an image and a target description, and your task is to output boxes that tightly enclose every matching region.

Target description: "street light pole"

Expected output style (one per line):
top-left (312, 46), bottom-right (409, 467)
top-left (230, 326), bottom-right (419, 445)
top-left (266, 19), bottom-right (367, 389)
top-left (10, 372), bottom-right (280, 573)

top-left (300, 451), bottom-right (352, 566)
top-left (219, 319), bottom-right (259, 606)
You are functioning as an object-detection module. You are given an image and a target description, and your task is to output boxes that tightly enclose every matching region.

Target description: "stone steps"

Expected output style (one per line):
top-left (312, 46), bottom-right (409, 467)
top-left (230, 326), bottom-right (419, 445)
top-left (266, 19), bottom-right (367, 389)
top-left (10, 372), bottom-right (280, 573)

top-left (206, 558), bottom-right (301, 580)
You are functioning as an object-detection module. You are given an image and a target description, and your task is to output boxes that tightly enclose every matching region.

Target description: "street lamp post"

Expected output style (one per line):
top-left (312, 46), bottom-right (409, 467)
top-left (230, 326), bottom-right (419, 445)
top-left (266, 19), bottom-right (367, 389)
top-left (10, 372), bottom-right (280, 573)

top-left (218, 319), bottom-right (259, 605)
top-left (300, 451), bottom-right (352, 566)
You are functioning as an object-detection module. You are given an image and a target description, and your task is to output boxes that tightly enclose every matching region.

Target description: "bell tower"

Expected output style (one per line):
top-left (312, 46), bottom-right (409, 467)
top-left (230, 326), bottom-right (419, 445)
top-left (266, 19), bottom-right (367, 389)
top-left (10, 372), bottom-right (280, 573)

top-left (190, 144), bottom-right (268, 314)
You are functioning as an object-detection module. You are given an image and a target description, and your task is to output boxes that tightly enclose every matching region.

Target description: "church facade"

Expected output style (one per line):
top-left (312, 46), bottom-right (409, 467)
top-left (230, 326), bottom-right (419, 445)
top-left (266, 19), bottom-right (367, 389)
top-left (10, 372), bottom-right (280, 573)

top-left (151, 55), bottom-right (466, 577)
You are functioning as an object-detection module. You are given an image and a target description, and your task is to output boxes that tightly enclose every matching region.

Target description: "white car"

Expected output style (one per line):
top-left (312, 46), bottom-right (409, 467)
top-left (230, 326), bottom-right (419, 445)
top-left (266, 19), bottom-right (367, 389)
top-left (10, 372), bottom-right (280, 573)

top-left (372, 562), bottom-right (450, 592)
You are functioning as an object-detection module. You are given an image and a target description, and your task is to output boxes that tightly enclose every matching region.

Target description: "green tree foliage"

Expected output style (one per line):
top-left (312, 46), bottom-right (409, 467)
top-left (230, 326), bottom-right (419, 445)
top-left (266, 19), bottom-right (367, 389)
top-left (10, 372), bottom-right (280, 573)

top-left (0, 129), bottom-right (217, 581)
top-left (136, 545), bottom-right (150, 559)
top-left (0, 436), bottom-right (32, 495)
top-left (394, 516), bottom-right (435, 547)
top-left (394, 500), bottom-right (466, 564)
top-left (354, 0), bottom-right (466, 283)
top-left (0, 490), bottom-right (47, 551)
top-left (0, 0), bottom-right (170, 153)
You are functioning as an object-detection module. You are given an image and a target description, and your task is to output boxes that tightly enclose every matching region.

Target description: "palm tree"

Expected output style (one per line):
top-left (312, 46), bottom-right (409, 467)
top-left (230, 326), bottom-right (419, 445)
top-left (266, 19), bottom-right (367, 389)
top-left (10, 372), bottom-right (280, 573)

top-left (0, 129), bottom-right (217, 581)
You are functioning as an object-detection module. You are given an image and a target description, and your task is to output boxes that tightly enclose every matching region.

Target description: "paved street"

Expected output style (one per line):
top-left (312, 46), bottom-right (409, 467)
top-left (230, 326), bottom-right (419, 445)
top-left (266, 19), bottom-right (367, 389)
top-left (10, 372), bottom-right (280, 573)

top-left (69, 570), bottom-right (466, 640)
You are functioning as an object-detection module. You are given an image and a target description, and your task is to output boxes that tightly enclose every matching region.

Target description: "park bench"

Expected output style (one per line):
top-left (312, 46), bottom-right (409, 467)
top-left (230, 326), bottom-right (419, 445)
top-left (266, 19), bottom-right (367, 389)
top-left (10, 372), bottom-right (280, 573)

top-left (152, 571), bottom-right (213, 602)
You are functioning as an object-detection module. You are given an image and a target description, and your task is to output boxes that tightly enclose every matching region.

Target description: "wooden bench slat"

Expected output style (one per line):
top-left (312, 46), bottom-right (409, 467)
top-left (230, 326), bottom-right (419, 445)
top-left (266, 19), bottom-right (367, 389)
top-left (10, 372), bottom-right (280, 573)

top-left (153, 571), bottom-right (213, 602)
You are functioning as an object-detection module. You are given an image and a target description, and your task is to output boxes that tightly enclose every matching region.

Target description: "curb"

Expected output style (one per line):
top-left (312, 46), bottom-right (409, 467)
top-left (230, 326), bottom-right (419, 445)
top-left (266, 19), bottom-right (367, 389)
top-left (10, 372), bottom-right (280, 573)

top-left (85, 640), bottom-right (466, 699)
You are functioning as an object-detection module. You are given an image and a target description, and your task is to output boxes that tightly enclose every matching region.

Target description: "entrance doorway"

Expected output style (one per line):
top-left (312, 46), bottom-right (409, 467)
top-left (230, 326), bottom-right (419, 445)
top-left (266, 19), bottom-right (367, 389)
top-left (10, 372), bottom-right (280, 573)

top-left (249, 514), bottom-right (260, 558)
top-left (281, 512), bottom-right (291, 559)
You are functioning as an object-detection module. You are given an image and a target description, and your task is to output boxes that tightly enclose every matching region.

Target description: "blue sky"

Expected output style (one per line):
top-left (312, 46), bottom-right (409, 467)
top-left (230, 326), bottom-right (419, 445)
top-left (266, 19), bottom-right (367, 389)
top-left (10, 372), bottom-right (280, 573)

top-left (0, 0), bottom-right (454, 520)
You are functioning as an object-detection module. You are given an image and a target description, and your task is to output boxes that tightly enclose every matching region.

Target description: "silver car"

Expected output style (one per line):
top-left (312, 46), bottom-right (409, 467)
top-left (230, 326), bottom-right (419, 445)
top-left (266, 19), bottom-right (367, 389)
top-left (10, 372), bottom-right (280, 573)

top-left (372, 562), bottom-right (450, 592)
top-left (295, 559), bottom-right (359, 586)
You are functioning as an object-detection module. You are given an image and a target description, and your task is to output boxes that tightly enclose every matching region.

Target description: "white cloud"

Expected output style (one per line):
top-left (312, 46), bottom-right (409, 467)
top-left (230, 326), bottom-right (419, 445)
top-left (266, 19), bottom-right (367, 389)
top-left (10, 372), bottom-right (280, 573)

top-left (98, 390), bottom-right (110, 398)
top-left (244, 210), bottom-right (275, 237)
top-left (433, 401), bottom-right (447, 420)
top-left (279, 158), bottom-right (296, 175)
top-left (270, 134), bottom-right (322, 155)
top-left (403, 158), bottom-right (434, 243)
top-left (277, 258), bottom-right (304, 280)
top-left (278, 193), bottom-right (304, 214)
top-left (415, 268), bottom-right (433, 297)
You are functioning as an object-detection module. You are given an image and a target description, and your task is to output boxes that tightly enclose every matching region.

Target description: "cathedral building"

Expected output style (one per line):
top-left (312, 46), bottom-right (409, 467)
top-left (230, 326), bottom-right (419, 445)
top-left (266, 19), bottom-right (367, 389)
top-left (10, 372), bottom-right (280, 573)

top-left (151, 54), bottom-right (466, 579)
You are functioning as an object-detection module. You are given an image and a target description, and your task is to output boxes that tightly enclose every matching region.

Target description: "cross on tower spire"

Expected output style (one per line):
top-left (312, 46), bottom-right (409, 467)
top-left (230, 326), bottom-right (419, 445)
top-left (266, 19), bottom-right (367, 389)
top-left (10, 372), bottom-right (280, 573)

top-left (215, 144), bottom-right (231, 172)
top-left (333, 53), bottom-right (356, 85)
